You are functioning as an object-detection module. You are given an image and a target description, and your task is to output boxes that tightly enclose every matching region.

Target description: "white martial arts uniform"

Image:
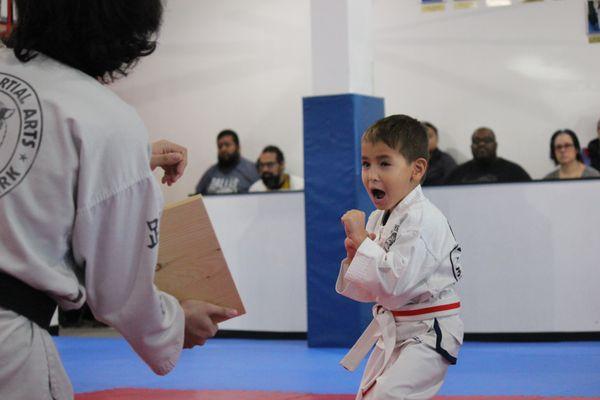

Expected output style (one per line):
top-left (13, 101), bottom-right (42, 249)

top-left (336, 186), bottom-right (464, 400)
top-left (0, 49), bottom-right (184, 399)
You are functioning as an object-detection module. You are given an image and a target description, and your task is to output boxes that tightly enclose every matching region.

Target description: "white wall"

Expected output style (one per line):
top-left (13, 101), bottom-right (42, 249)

top-left (203, 184), bottom-right (600, 333)
top-left (111, 0), bottom-right (311, 203)
top-left (204, 192), bottom-right (307, 332)
top-left (373, 0), bottom-right (600, 179)
top-left (110, 1), bottom-right (600, 199)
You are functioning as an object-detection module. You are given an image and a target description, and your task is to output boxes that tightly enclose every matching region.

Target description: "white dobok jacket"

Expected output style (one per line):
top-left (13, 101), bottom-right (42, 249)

top-left (336, 186), bottom-right (463, 380)
top-left (0, 49), bottom-right (184, 375)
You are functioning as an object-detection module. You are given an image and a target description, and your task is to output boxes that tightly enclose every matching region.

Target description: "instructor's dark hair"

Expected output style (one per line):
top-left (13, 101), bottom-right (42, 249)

top-left (5, 0), bottom-right (163, 83)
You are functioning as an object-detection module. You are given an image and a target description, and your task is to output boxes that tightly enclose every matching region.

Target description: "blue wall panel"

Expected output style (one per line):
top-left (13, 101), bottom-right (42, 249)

top-left (303, 94), bottom-right (384, 347)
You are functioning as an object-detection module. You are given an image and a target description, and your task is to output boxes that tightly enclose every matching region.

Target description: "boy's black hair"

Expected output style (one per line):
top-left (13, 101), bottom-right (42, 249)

top-left (5, 0), bottom-right (163, 83)
top-left (363, 114), bottom-right (430, 162)
top-left (217, 129), bottom-right (239, 146)
top-left (261, 145), bottom-right (285, 164)
top-left (549, 129), bottom-right (582, 165)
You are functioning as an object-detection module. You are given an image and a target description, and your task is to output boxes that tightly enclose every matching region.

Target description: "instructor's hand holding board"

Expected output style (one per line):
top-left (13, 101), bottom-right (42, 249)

top-left (150, 144), bottom-right (244, 348)
top-left (180, 300), bottom-right (238, 348)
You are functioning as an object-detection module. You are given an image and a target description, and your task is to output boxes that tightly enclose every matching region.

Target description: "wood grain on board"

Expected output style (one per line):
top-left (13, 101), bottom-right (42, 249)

top-left (155, 195), bottom-right (245, 319)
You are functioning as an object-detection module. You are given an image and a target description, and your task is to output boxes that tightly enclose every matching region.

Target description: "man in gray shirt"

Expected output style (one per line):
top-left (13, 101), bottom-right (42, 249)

top-left (196, 129), bottom-right (259, 195)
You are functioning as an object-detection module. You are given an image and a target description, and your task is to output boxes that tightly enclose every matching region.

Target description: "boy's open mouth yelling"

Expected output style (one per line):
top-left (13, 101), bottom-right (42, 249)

top-left (371, 188), bottom-right (386, 199)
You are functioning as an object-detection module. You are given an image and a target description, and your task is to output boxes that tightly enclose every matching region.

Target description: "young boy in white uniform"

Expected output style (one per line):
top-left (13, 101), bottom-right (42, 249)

top-left (0, 1), bottom-right (236, 399)
top-left (338, 115), bottom-right (463, 400)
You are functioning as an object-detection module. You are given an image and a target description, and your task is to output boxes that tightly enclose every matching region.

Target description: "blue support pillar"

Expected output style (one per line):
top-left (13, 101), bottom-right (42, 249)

top-left (303, 94), bottom-right (384, 347)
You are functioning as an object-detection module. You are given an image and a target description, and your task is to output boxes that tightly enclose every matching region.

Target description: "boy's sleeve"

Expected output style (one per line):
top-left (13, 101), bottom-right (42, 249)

top-left (72, 177), bottom-right (184, 376)
top-left (342, 222), bottom-right (439, 306)
top-left (335, 258), bottom-right (376, 302)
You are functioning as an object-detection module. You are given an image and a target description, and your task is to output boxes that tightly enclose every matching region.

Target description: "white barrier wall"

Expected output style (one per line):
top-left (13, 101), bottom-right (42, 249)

top-left (204, 182), bottom-right (600, 333)
top-left (425, 180), bottom-right (600, 333)
top-left (205, 192), bottom-right (307, 332)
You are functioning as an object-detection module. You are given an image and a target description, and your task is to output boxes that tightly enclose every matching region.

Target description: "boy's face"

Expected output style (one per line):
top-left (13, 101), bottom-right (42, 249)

top-left (361, 141), bottom-right (426, 211)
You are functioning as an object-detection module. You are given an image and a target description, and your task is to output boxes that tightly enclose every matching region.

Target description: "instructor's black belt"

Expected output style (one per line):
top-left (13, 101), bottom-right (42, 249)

top-left (0, 270), bottom-right (57, 330)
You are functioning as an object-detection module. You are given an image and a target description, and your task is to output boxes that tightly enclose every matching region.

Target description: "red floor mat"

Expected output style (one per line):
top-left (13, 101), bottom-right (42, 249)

top-left (75, 389), bottom-right (600, 400)
top-left (76, 389), bottom-right (352, 400)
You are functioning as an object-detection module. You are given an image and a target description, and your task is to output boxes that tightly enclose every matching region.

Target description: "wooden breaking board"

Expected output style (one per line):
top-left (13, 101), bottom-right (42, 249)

top-left (155, 195), bottom-right (245, 319)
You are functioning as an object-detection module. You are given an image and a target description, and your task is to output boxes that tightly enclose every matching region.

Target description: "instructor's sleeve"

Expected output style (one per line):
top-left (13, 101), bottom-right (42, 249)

top-left (72, 177), bottom-right (184, 375)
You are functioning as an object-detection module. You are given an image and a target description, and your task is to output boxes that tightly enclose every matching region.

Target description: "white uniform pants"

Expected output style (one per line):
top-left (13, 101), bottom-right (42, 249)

top-left (0, 307), bottom-right (73, 400)
top-left (359, 316), bottom-right (462, 400)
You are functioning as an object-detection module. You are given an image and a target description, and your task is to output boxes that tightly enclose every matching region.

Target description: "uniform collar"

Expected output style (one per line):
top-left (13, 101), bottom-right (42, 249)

top-left (389, 185), bottom-right (423, 218)
top-left (376, 185), bottom-right (424, 229)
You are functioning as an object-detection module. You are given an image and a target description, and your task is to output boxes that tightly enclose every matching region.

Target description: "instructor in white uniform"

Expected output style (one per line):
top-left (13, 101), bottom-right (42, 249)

top-left (0, 1), bottom-right (236, 399)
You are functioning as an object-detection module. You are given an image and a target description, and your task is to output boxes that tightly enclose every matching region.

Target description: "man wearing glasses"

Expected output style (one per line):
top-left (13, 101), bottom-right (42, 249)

top-left (445, 127), bottom-right (531, 184)
top-left (250, 145), bottom-right (304, 192)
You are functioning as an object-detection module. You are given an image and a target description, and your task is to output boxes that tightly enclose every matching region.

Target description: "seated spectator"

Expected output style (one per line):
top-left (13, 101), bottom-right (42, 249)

top-left (544, 129), bottom-right (600, 180)
top-left (250, 145), bottom-right (304, 192)
top-left (195, 129), bottom-right (259, 195)
top-left (446, 127), bottom-right (531, 184)
top-left (587, 118), bottom-right (600, 172)
top-left (422, 121), bottom-right (457, 186)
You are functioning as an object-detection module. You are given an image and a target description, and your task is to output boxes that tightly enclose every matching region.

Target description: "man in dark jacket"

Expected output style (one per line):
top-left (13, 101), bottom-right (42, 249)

top-left (587, 118), bottom-right (600, 172)
top-left (446, 127), bottom-right (531, 184)
top-left (422, 122), bottom-right (457, 186)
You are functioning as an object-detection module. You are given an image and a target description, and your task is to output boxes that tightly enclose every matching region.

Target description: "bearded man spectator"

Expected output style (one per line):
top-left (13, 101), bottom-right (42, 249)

top-left (195, 129), bottom-right (259, 195)
top-left (249, 145), bottom-right (304, 192)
